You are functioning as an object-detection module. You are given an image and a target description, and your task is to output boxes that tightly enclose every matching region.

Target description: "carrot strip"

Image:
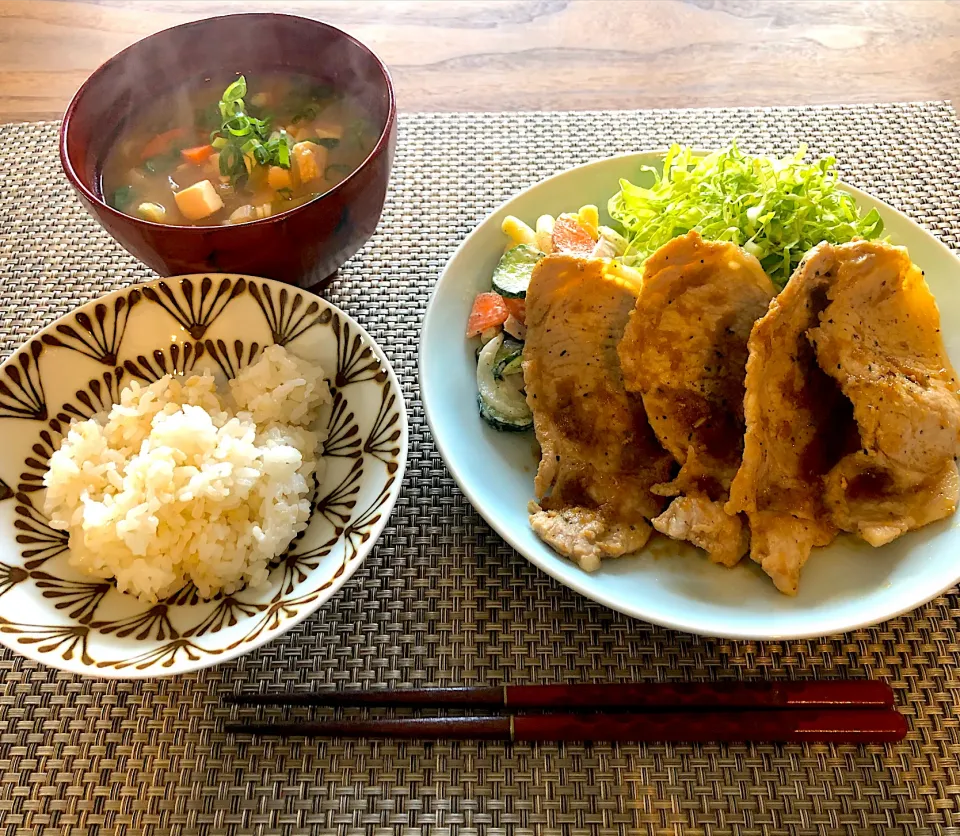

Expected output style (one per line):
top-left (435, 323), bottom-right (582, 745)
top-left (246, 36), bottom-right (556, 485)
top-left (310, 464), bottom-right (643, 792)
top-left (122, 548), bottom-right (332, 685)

top-left (466, 292), bottom-right (509, 338)
top-left (502, 297), bottom-right (526, 323)
top-left (551, 215), bottom-right (595, 255)
top-left (140, 128), bottom-right (187, 161)
top-left (181, 144), bottom-right (215, 164)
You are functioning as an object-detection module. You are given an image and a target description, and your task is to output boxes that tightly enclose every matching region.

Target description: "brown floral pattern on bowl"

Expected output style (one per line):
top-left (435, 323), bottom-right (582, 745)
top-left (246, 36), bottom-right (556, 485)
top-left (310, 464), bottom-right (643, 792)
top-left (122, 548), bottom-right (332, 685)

top-left (0, 275), bottom-right (407, 676)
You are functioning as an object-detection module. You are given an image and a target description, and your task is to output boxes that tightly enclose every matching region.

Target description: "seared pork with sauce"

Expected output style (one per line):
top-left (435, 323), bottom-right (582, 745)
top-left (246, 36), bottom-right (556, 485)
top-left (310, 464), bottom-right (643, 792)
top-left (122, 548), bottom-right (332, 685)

top-left (618, 232), bottom-right (775, 566)
top-left (729, 239), bottom-right (960, 594)
top-left (807, 241), bottom-right (960, 546)
top-left (727, 251), bottom-right (855, 594)
top-left (523, 256), bottom-right (675, 570)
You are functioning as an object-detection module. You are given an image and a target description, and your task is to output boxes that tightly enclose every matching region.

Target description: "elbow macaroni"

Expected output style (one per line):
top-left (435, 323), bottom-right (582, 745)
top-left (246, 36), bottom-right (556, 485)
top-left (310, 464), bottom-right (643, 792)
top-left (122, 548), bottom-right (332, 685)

top-left (501, 215), bottom-right (536, 250)
top-left (577, 205), bottom-right (600, 240)
top-left (501, 207), bottom-right (600, 252)
top-left (535, 215), bottom-right (555, 253)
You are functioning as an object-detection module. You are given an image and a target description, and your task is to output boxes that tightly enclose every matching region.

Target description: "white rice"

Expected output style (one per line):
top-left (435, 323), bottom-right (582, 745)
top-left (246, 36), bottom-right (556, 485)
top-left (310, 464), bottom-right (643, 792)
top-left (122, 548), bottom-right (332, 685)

top-left (42, 344), bottom-right (331, 602)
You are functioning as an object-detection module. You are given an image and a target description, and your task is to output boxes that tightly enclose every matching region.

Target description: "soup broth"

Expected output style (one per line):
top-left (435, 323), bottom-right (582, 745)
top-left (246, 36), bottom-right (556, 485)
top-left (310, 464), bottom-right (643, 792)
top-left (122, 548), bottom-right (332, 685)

top-left (101, 73), bottom-right (378, 226)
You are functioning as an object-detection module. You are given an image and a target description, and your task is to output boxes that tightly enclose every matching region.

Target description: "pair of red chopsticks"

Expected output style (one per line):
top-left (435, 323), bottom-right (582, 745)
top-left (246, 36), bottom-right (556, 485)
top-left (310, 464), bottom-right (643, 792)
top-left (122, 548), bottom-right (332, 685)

top-left (225, 681), bottom-right (906, 743)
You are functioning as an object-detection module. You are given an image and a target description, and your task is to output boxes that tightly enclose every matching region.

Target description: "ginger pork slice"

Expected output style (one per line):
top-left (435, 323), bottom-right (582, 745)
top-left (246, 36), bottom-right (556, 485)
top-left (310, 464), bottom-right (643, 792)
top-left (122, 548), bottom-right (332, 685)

top-left (617, 231), bottom-right (775, 567)
top-left (523, 255), bottom-right (675, 571)
top-left (729, 238), bottom-right (960, 595)
top-left (726, 245), bottom-right (849, 595)
top-left (805, 240), bottom-right (960, 547)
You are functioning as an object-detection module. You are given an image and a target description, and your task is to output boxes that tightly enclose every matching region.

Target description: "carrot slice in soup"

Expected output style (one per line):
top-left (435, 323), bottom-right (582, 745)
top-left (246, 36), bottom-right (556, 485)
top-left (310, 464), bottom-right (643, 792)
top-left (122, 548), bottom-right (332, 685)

top-left (466, 292), bottom-right (509, 337)
top-left (181, 144), bottom-right (214, 164)
top-left (140, 128), bottom-right (187, 161)
top-left (551, 215), bottom-right (595, 255)
top-left (502, 296), bottom-right (526, 323)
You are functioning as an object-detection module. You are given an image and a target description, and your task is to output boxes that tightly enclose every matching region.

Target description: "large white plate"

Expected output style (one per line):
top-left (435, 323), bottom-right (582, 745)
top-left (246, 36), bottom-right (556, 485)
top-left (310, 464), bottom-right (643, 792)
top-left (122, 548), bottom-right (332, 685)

top-left (419, 151), bottom-right (960, 640)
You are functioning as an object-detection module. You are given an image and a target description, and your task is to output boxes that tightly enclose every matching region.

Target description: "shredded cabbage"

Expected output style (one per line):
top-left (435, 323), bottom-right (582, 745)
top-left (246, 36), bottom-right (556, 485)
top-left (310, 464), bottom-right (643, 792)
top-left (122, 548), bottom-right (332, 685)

top-left (608, 143), bottom-right (884, 287)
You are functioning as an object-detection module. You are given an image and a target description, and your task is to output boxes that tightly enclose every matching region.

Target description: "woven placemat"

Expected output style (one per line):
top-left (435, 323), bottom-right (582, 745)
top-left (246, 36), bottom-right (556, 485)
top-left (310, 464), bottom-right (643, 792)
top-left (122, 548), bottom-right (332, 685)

top-left (2, 104), bottom-right (960, 835)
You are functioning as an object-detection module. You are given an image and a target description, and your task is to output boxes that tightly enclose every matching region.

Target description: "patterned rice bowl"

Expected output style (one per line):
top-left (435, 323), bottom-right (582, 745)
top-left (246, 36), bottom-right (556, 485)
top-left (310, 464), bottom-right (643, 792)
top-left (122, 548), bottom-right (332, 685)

top-left (0, 275), bottom-right (407, 677)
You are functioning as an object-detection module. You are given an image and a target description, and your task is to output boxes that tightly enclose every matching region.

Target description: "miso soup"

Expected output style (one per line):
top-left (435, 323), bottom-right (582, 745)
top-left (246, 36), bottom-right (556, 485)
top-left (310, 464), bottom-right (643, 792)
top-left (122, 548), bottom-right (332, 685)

top-left (101, 73), bottom-right (378, 226)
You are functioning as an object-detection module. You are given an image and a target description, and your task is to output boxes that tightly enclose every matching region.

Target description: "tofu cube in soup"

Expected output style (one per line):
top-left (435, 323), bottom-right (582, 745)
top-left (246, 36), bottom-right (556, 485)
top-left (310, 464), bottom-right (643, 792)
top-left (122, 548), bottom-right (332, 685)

top-left (174, 180), bottom-right (224, 220)
top-left (293, 142), bottom-right (326, 183)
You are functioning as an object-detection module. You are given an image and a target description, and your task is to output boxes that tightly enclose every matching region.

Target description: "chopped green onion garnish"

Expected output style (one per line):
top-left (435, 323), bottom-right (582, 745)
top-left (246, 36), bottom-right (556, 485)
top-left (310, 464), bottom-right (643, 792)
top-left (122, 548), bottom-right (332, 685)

top-left (222, 76), bottom-right (247, 103)
top-left (219, 145), bottom-right (246, 180)
top-left (291, 105), bottom-right (318, 125)
top-left (224, 115), bottom-right (253, 136)
top-left (307, 137), bottom-right (340, 149)
top-left (209, 75), bottom-right (341, 186)
top-left (209, 75), bottom-right (274, 186)
top-left (324, 163), bottom-right (352, 180)
top-left (310, 83), bottom-right (336, 101)
top-left (347, 119), bottom-right (369, 152)
top-left (219, 99), bottom-right (243, 121)
top-left (111, 185), bottom-right (135, 210)
top-left (277, 136), bottom-right (290, 168)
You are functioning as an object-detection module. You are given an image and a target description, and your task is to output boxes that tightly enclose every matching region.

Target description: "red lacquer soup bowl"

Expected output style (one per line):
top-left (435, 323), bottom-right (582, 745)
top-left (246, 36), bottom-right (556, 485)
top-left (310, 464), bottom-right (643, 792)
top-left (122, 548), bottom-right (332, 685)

top-left (60, 13), bottom-right (396, 288)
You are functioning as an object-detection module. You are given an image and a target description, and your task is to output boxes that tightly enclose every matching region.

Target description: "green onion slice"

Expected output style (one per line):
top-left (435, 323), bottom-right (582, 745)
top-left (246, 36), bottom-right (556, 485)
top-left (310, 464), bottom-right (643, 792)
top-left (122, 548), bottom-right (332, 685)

top-left (222, 76), bottom-right (247, 103)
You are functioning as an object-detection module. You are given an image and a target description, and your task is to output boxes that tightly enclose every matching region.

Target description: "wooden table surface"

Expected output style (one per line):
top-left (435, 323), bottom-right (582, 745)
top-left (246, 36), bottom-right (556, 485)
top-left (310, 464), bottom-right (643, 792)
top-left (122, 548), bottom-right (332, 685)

top-left (2, 0), bottom-right (960, 124)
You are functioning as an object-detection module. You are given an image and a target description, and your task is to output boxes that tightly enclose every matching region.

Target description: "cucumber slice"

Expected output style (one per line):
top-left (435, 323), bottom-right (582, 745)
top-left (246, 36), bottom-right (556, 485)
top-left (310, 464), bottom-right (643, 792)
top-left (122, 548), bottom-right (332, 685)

top-left (491, 244), bottom-right (544, 299)
top-left (494, 355), bottom-right (524, 379)
top-left (478, 395), bottom-right (533, 432)
top-left (477, 334), bottom-right (533, 429)
top-left (492, 337), bottom-right (524, 380)
top-left (592, 226), bottom-right (629, 258)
